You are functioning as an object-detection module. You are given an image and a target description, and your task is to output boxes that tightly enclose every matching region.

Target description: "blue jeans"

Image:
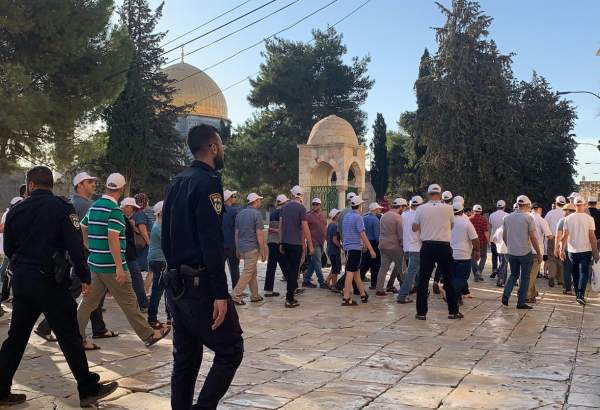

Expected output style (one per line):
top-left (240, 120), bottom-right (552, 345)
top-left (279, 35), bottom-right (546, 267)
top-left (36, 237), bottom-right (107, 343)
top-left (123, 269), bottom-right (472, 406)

top-left (136, 246), bottom-right (149, 272)
top-left (397, 251), bottom-right (420, 300)
top-left (148, 260), bottom-right (169, 323)
top-left (497, 254), bottom-right (508, 284)
top-left (304, 246), bottom-right (325, 286)
top-left (471, 245), bottom-right (488, 274)
top-left (563, 257), bottom-right (573, 291)
top-left (491, 242), bottom-right (499, 272)
top-left (453, 260), bottom-right (471, 301)
top-left (503, 253), bottom-right (533, 306)
top-left (568, 251), bottom-right (592, 299)
top-left (128, 259), bottom-right (148, 309)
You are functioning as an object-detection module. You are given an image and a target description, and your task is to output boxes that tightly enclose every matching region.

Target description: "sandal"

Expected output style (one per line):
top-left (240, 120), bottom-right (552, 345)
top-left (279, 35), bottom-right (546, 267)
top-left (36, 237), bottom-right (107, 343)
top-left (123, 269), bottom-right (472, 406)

top-left (342, 298), bottom-right (358, 306)
top-left (145, 325), bottom-right (171, 347)
top-left (233, 299), bottom-right (246, 306)
top-left (83, 342), bottom-right (101, 351)
top-left (360, 293), bottom-right (369, 304)
top-left (34, 330), bottom-right (57, 342)
top-left (250, 296), bottom-right (264, 303)
top-left (148, 322), bottom-right (164, 330)
top-left (264, 292), bottom-right (280, 297)
top-left (92, 330), bottom-right (120, 339)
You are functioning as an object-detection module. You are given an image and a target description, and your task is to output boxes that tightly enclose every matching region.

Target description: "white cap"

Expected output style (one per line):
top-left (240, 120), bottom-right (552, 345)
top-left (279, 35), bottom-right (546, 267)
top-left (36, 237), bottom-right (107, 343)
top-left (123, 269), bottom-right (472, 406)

top-left (311, 198), bottom-right (322, 205)
top-left (291, 185), bottom-right (303, 197)
top-left (453, 196), bottom-right (465, 206)
top-left (347, 192), bottom-right (357, 200)
top-left (453, 202), bottom-right (464, 213)
top-left (9, 197), bottom-right (23, 206)
top-left (574, 196), bottom-right (585, 205)
top-left (276, 194), bottom-right (289, 204)
top-left (247, 193), bottom-right (263, 203)
top-left (121, 197), bottom-right (140, 209)
top-left (555, 195), bottom-right (566, 205)
top-left (411, 195), bottom-right (424, 205)
top-left (350, 195), bottom-right (364, 207)
top-left (473, 204), bottom-right (483, 213)
top-left (588, 195), bottom-right (598, 203)
top-left (369, 202), bottom-right (383, 211)
top-left (329, 208), bottom-right (340, 219)
top-left (72, 172), bottom-right (96, 187)
top-left (106, 173), bottom-right (126, 190)
top-left (516, 195), bottom-right (531, 205)
top-left (513, 203), bottom-right (519, 210)
top-left (496, 200), bottom-right (506, 208)
top-left (153, 201), bottom-right (164, 215)
top-left (442, 191), bottom-right (453, 201)
top-left (568, 192), bottom-right (580, 199)
top-left (428, 184), bottom-right (442, 194)
top-left (223, 190), bottom-right (237, 202)
top-left (392, 198), bottom-right (408, 207)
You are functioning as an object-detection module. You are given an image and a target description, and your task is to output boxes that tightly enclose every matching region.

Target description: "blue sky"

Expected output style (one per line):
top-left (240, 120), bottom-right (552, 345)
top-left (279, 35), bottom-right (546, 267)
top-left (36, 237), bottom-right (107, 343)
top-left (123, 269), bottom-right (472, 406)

top-left (147, 0), bottom-right (600, 181)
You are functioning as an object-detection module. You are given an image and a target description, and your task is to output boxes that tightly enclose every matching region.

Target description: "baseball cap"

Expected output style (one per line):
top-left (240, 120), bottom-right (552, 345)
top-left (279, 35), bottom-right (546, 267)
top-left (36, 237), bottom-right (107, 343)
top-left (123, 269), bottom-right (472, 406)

top-left (223, 190), bottom-right (237, 202)
top-left (369, 202), bottom-right (383, 211)
top-left (453, 202), bottom-right (464, 213)
top-left (72, 172), bottom-right (96, 187)
top-left (568, 192), bottom-right (580, 199)
top-left (588, 195), bottom-right (598, 203)
top-left (411, 195), bottom-right (424, 205)
top-left (120, 197), bottom-right (140, 209)
top-left (9, 196), bottom-right (23, 206)
top-left (329, 208), bottom-right (340, 219)
top-left (516, 195), bottom-right (531, 205)
top-left (276, 194), bottom-right (289, 204)
top-left (531, 202), bottom-right (542, 209)
top-left (311, 198), bottom-right (322, 205)
top-left (290, 185), bottom-right (303, 198)
top-left (562, 203), bottom-right (576, 211)
top-left (392, 198), bottom-right (408, 207)
top-left (442, 191), bottom-right (453, 201)
top-left (428, 184), bottom-right (442, 194)
top-left (350, 195), bottom-right (364, 207)
top-left (453, 196), bottom-right (464, 206)
top-left (555, 195), bottom-right (566, 205)
top-left (106, 173), bottom-right (126, 190)
top-left (247, 193), bottom-right (263, 203)
top-left (513, 203), bottom-right (519, 210)
top-left (496, 200), bottom-right (506, 208)
top-left (153, 201), bottom-right (164, 215)
top-left (347, 192), bottom-right (357, 200)
top-left (473, 204), bottom-right (483, 212)
top-left (574, 196), bottom-right (585, 205)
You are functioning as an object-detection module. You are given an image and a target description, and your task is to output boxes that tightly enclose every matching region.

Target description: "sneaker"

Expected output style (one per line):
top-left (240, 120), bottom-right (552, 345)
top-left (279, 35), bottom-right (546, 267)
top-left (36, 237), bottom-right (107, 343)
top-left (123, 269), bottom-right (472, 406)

top-left (285, 300), bottom-right (300, 308)
top-left (516, 304), bottom-right (533, 309)
top-left (501, 296), bottom-right (508, 306)
top-left (415, 314), bottom-right (426, 320)
top-left (490, 271), bottom-right (497, 279)
top-left (576, 297), bottom-right (586, 306)
top-left (386, 287), bottom-right (398, 294)
top-left (368, 285), bottom-right (376, 290)
top-left (0, 393), bottom-right (27, 406)
top-left (80, 381), bottom-right (119, 407)
top-left (375, 291), bottom-right (387, 296)
top-left (448, 312), bottom-right (464, 319)
top-left (302, 282), bottom-right (316, 288)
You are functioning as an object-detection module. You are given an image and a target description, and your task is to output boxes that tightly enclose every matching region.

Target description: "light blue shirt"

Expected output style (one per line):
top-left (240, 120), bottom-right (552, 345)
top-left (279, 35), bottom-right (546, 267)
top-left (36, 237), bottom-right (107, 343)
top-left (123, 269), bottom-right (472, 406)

top-left (147, 223), bottom-right (165, 262)
top-left (363, 213), bottom-right (380, 242)
top-left (235, 206), bottom-right (263, 253)
top-left (342, 211), bottom-right (365, 251)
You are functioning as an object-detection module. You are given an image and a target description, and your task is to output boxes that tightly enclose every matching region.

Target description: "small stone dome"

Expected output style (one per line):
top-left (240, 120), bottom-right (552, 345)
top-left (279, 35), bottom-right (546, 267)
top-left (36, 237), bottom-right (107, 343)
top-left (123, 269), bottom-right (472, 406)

top-left (307, 115), bottom-right (358, 146)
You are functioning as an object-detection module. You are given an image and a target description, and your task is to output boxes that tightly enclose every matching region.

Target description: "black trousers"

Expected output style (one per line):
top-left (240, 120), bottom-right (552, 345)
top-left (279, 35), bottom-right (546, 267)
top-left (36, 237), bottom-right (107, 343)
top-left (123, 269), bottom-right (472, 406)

top-left (0, 258), bottom-right (10, 302)
top-left (265, 243), bottom-right (283, 292)
top-left (167, 282), bottom-right (243, 410)
top-left (281, 244), bottom-right (303, 302)
top-left (416, 242), bottom-right (459, 316)
top-left (0, 267), bottom-right (100, 397)
top-left (360, 240), bottom-right (381, 287)
top-left (223, 248), bottom-right (240, 289)
top-left (37, 270), bottom-right (108, 337)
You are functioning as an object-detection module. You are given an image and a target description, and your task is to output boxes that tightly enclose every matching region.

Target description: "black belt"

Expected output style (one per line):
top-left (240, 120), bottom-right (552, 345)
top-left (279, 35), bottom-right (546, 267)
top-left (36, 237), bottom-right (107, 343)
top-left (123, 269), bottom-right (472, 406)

top-left (422, 240), bottom-right (450, 246)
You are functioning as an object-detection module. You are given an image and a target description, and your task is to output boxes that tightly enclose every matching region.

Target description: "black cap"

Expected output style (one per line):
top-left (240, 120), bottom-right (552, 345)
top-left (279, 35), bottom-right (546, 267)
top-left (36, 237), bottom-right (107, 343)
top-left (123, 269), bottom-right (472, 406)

top-left (532, 202), bottom-right (541, 209)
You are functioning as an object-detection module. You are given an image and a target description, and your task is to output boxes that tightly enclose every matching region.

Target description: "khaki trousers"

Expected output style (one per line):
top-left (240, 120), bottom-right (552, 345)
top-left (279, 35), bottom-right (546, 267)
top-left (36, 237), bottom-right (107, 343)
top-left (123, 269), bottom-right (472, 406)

top-left (77, 272), bottom-right (154, 342)
top-left (527, 258), bottom-right (542, 300)
top-left (232, 249), bottom-right (260, 301)
top-left (546, 238), bottom-right (564, 285)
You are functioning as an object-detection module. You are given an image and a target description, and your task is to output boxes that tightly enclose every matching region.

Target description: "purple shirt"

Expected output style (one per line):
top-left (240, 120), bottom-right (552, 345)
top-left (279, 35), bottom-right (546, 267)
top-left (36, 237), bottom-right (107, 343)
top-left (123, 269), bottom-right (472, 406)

top-left (280, 200), bottom-right (306, 245)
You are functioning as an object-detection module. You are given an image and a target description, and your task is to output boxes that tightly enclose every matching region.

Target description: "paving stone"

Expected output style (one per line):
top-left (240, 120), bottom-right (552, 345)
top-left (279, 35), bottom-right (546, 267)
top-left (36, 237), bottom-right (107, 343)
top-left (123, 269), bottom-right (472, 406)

top-left (101, 392), bottom-right (170, 409)
top-left (340, 365), bottom-right (403, 384)
top-left (281, 391), bottom-right (370, 410)
top-left (376, 383), bottom-right (452, 408)
top-left (317, 380), bottom-right (389, 398)
top-left (567, 392), bottom-right (600, 407)
top-left (274, 368), bottom-right (338, 387)
top-left (245, 381), bottom-right (315, 399)
top-left (363, 352), bottom-right (425, 372)
top-left (301, 355), bottom-right (360, 372)
top-left (402, 366), bottom-right (468, 387)
top-left (473, 351), bottom-right (573, 381)
top-left (224, 392), bottom-right (290, 409)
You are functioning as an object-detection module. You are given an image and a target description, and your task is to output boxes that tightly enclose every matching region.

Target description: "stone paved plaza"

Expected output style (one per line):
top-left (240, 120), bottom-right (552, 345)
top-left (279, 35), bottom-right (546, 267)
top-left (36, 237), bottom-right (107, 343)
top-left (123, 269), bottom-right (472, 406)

top-left (1, 260), bottom-right (600, 409)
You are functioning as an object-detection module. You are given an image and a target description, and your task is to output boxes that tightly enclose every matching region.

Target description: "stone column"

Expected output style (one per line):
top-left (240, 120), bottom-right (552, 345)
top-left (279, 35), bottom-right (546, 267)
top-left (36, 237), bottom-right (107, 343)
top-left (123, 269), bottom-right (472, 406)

top-left (337, 185), bottom-right (347, 210)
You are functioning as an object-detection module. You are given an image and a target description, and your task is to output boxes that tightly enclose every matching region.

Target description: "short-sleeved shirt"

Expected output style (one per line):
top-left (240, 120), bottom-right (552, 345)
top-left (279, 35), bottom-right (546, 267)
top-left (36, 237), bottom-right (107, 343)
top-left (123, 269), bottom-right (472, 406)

top-left (143, 206), bottom-right (156, 226)
top-left (531, 213), bottom-right (552, 255)
top-left (235, 206), bottom-right (263, 253)
top-left (337, 207), bottom-right (352, 241)
top-left (545, 208), bottom-right (564, 235)
top-left (489, 209), bottom-right (508, 241)
top-left (267, 208), bottom-right (281, 244)
top-left (71, 194), bottom-right (93, 221)
top-left (402, 209), bottom-right (421, 252)
top-left (306, 210), bottom-right (327, 248)
top-left (147, 222), bottom-right (165, 262)
top-left (379, 211), bottom-right (403, 250)
top-left (342, 211), bottom-right (365, 251)
top-left (564, 212), bottom-right (596, 253)
top-left (326, 223), bottom-right (340, 256)
top-left (413, 201), bottom-right (454, 242)
top-left (81, 195), bottom-right (128, 274)
top-left (363, 213), bottom-right (380, 242)
top-left (589, 208), bottom-right (600, 240)
top-left (469, 214), bottom-right (489, 246)
top-left (280, 200), bottom-right (306, 245)
top-left (124, 216), bottom-right (137, 261)
top-left (134, 209), bottom-right (153, 235)
top-left (451, 215), bottom-right (479, 260)
top-left (502, 211), bottom-right (535, 257)
top-left (223, 204), bottom-right (240, 249)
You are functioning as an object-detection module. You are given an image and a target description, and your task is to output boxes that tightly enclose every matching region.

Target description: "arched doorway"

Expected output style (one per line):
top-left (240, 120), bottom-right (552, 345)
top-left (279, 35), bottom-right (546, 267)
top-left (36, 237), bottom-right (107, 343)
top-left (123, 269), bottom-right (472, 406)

top-left (309, 162), bottom-right (337, 214)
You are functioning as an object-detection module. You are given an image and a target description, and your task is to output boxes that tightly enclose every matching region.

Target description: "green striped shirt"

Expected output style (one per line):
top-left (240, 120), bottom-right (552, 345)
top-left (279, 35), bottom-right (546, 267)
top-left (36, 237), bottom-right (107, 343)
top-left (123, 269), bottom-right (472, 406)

top-left (81, 196), bottom-right (128, 274)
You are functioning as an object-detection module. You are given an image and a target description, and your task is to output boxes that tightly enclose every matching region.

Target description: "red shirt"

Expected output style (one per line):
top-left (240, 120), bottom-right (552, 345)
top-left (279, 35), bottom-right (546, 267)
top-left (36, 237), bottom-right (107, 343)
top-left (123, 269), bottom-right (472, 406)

top-left (306, 210), bottom-right (327, 248)
top-left (469, 214), bottom-right (489, 246)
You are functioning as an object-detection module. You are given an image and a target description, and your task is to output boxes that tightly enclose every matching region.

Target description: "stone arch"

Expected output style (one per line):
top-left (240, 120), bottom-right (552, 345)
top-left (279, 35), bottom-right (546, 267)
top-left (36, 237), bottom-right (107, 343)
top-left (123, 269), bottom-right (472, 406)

top-left (348, 161), bottom-right (362, 189)
top-left (310, 162), bottom-right (335, 186)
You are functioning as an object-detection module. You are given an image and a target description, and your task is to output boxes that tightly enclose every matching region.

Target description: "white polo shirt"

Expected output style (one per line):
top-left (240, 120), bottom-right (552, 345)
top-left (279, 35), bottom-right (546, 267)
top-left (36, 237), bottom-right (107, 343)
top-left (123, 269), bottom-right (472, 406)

top-left (545, 208), bottom-right (563, 235)
top-left (451, 215), bottom-right (478, 260)
top-left (413, 200), bottom-right (454, 242)
top-left (489, 209), bottom-right (508, 242)
top-left (402, 209), bottom-right (422, 252)
top-left (564, 212), bottom-right (596, 253)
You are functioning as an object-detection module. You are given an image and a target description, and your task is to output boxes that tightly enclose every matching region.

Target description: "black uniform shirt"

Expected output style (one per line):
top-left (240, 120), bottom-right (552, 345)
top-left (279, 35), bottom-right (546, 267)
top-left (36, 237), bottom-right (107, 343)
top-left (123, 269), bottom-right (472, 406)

top-left (590, 208), bottom-right (600, 240)
top-left (162, 160), bottom-right (228, 299)
top-left (3, 189), bottom-right (91, 284)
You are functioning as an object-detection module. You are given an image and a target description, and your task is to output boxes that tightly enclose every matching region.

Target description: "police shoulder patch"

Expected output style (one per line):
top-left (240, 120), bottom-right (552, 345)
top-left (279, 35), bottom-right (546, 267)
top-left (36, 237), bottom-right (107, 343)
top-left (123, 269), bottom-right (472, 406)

top-left (209, 193), bottom-right (223, 215)
top-left (70, 214), bottom-right (81, 230)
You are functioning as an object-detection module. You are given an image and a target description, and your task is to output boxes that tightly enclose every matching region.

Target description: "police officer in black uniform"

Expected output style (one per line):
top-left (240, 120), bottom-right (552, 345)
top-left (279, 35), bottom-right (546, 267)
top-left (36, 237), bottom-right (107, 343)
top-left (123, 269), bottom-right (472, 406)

top-left (0, 166), bottom-right (117, 407)
top-left (162, 125), bottom-right (243, 410)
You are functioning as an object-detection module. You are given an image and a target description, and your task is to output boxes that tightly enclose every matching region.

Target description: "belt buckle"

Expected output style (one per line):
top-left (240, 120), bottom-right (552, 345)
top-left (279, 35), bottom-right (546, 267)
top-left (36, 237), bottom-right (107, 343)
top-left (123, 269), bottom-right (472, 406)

top-left (194, 277), bottom-right (199, 287)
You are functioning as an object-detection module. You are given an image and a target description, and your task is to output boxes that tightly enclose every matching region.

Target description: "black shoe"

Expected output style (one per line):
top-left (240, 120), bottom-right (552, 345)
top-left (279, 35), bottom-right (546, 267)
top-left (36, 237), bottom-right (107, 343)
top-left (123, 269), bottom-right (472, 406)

top-left (448, 312), bottom-right (464, 319)
top-left (490, 271), bottom-right (497, 279)
top-left (302, 282), bottom-right (316, 288)
top-left (548, 278), bottom-right (555, 287)
top-left (415, 314), bottom-right (426, 320)
top-left (285, 300), bottom-right (300, 308)
top-left (0, 393), bottom-right (27, 406)
top-left (576, 297), bottom-right (586, 306)
top-left (501, 296), bottom-right (508, 306)
top-left (80, 382), bottom-right (118, 407)
top-left (516, 304), bottom-right (533, 310)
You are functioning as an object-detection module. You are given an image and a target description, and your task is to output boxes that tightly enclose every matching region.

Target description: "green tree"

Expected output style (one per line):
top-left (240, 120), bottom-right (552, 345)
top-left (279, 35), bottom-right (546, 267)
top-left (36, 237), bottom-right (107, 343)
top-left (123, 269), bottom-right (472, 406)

top-left (413, 48), bottom-right (434, 192)
top-left (0, 0), bottom-right (132, 171)
top-left (387, 129), bottom-right (413, 198)
top-left (104, 0), bottom-right (186, 199)
top-left (370, 113), bottom-right (388, 200)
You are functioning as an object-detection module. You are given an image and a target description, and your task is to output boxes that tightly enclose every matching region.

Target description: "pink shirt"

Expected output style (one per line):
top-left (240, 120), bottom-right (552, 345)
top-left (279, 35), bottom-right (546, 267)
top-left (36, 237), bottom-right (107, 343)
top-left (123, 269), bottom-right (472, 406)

top-left (306, 210), bottom-right (327, 247)
top-left (378, 211), bottom-right (403, 250)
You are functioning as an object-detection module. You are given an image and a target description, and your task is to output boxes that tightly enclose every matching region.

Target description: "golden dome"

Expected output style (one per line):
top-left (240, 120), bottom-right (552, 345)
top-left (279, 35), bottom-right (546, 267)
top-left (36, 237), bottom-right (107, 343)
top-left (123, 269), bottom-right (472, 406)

top-left (307, 115), bottom-right (358, 145)
top-left (162, 62), bottom-right (229, 120)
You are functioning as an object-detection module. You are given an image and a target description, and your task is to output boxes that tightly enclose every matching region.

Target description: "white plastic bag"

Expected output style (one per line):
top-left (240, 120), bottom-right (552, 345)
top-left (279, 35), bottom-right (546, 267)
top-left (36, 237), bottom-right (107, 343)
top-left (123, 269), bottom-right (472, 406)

top-left (592, 261), bottom-right (600, 293)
